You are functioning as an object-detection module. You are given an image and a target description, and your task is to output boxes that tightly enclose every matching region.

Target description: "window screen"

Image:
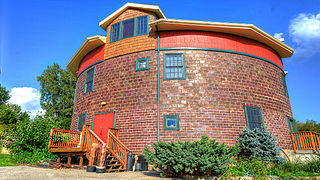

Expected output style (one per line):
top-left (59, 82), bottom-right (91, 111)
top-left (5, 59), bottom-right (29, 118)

top-left (122, 19), bottom-right (135, 38)
top-left (281, 72), bottom-right (289, 97)
top-left (77, 114), bottom-right (86, 131)
top-left (84, 68), bottom-right (94, 94)
top-left (110, 23), bottom-right (120, 42)
top-left (136, 16), bottom-right (148, 36)
top-left (244, 106), bottom-right (264, 130)
top-left (164, 54), bottom-right (185, 80)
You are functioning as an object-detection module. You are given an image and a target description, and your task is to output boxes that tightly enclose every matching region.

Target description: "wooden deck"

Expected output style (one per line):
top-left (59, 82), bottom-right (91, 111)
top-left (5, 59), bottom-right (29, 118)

top-left (48, 124), bottom-right (129, 171)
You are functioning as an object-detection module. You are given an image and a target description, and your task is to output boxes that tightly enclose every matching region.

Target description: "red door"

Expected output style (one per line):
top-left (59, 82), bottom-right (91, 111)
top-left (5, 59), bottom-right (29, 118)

top-left (92, 112), bottom-right (115, 143)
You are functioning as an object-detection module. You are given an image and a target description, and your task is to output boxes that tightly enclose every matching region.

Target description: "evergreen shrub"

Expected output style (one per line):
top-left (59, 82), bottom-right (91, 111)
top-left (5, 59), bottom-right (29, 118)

top-left (237, 128), bottom-right (282, 162)
top-left (143, 136), bottom-right (239, 177)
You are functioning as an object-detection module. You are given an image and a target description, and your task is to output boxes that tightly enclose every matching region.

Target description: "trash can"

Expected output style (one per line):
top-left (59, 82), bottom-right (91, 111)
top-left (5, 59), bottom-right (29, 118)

top-left (138, 155), bottom-right (148, 171)
top-left (126, 153), bottom-right (135, 171)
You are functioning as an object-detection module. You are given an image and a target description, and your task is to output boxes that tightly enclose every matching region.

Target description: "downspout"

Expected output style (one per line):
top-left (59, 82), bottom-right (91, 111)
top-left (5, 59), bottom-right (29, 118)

top-left (155, 13), bottom-right (160, 142)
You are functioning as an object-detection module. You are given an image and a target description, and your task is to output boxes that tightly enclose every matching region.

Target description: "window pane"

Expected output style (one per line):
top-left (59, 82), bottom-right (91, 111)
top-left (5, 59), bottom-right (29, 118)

top-left (167, 118), bottom-right (176, 127)
top-left (122, 19), bottom-right (134, 38)
top-left (78, 114), bottom-right (86, 131)
top-left (110, 23), bottom-right (120, 42)
top-left (138, 60), bottom-right (147, 69)
top-left (165, 54), bottom-right (184, 79)
top-left (136, 16), bottom-right (148, 36)
top-left (245, 106), bottom-right (263, 130)
top-left (85, 69), bottom-right (94, 93)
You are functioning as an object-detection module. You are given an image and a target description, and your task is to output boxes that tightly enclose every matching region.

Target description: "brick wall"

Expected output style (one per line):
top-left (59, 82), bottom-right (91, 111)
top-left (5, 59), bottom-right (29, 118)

top-left (158, 50), bottom-right (293, 149)
top-left (72, 50), bottom-right (158, 153)
top-left (72, 49), bottom-right (293, 154)
top-left (104, 8), bottom-right (156, 60)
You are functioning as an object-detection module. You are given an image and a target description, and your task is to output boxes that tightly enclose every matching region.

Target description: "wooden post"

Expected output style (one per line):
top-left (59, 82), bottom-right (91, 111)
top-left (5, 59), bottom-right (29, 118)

top-left (99, 143), bottom-right (107, 167)
top-left (79, 124), bottom-right (86, 150)
top-left (89, 143), bottom-right (98, 166)
top-left (67, 155), bottom-right (71, 167)
top-left (79, 155), bottom-right (84, 167)
top-left (310, 132), bottom-right (316, 151)
top-left (291, 133), bottom-right (297, 153)
top-left (48, 128), bottom-right (54, 149)
top-left (57, 155), bottom-right (61, 163)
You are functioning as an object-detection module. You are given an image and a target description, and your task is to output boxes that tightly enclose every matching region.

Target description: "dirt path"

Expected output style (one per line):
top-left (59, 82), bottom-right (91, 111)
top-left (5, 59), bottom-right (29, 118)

top-left (0, 166), bottom-right (169, 180)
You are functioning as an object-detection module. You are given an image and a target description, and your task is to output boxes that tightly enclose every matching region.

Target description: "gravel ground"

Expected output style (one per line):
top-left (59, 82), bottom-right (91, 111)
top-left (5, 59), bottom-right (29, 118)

top-left (0, 166), bottom-right (169, 180)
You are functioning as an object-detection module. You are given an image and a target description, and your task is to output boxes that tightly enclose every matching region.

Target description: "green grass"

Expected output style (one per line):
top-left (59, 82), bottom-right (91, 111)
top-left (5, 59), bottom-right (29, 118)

top-left (0, 154), bottom-right (19, 166)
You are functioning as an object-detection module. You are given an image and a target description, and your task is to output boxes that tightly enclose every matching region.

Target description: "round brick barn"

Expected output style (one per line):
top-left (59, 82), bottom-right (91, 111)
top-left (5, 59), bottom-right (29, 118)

top-left (67, 3), bottom-right (295, 154)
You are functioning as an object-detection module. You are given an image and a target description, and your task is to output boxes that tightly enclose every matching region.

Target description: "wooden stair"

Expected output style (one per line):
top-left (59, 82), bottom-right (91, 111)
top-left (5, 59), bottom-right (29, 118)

top-left (48, 124), bottom-right (129, 172)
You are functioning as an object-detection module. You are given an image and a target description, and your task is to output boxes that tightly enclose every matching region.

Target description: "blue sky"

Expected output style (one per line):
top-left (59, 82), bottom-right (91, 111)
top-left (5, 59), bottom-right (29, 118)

top-left (1, 0), bottom-right (320, 122)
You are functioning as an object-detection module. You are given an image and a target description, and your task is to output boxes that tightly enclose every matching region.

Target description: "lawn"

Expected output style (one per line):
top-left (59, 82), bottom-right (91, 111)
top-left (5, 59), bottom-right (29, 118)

top-left (0, 154), bottom-right (19, 166)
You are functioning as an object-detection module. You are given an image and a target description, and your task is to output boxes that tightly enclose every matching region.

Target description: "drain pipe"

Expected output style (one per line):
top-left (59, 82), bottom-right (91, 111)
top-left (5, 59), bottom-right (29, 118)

top-left (156, 22), bottom-right (160, 142)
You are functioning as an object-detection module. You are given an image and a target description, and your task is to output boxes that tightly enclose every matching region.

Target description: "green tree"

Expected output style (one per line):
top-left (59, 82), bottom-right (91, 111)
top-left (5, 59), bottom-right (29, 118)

top-left (37, 63), bottom-right (76, 129)
top-left (297, 120), bottom-right (320, 133)
top-left (0, 84), bottom-right (10, 105)
top-left (0, 104), bottom-right (29, 125)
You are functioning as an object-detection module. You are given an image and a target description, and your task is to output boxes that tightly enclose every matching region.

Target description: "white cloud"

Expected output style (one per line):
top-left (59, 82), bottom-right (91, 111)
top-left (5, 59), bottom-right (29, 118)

top-left (8, 87), bottom-right (44, 118)
top-left (274, 33), bottom-right (284, 40)
top-left (289, 11), bottom-right (320, 60)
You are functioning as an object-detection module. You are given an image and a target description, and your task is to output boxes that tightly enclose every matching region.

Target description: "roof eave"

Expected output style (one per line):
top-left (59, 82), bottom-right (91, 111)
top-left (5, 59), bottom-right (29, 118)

top-left (150, 19), bottom-right (294, 58)
top-left (67, 35), bottom-right (106, 76)
top-left (99, 3), bottom-right (166, 30)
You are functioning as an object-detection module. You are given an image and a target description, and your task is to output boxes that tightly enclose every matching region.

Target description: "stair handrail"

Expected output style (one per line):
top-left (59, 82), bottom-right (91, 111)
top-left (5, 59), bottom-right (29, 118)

top-left (107, 130), bottom-right (129, 168)
top-left (82, 124), bottom-right (108, 166)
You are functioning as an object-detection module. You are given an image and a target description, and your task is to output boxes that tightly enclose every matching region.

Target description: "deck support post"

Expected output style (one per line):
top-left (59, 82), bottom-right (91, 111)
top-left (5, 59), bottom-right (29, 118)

top-left (67, 155), bottom-right (71, 167)
top-left (79, 155), bottom-right (84, 167)
top-left (57, 155), bottom-right (61, 163)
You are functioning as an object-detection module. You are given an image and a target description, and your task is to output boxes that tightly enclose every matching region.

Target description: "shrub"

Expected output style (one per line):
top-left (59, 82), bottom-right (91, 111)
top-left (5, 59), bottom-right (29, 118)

top-left (237, 128), bottom-right (282, 162)
top-left (2, 117), bottom-right (59, 164)
top-left (143, 136), bottom-right (238, 177)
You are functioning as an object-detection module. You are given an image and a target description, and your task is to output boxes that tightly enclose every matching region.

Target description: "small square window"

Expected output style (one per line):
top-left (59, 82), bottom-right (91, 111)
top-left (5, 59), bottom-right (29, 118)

top-left (244, 106), bottom-right (264, 130)
top-left (164, 115), bottom-right (180, 130)
top-left (136, 58), bottom-right (149, 71)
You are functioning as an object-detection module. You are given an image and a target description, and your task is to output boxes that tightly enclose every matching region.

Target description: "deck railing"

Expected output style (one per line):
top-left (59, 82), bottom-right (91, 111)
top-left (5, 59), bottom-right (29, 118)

top-left (49, 128), bottom-right (81, 148)
top-left (49, 124), bottom-right (128, 168)
top-left (107, 128), bottom-right (129, 167)
top-left (291, 131), bottom-right (320, 152)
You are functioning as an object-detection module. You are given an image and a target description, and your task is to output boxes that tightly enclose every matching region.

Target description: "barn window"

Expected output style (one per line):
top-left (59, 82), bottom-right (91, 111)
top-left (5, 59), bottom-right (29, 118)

top-left (109, 15), bottom-right (149, 43)
top-left (281, 72), bottom-right (289, 97)
top-left (110, 22), bottom-right (120, 42)
top-left (136, 58), bottom-right (149, 71)
top-left (136, 15), bottom-right (148, 36)
top-left (164, 53), bottom-right (185, 80)
top-left (244, 106), bottom-right (264, 130)
top-left (84, 68), bottom-right (95, 94)
top-left (287, 116), bottom-right (298, 133)
top-left (163, 115), bottom-right (180, 130)
top-left (77, 114), bottom-right (87, 131)
top-left (122, 18), bottom-right (135, 39)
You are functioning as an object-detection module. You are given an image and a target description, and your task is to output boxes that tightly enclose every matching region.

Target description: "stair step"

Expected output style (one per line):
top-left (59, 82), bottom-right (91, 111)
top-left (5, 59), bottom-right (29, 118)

top-left (106, 163), bottom-right (122, 167)
top-left (105, 168), bottom-right (126, 172)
